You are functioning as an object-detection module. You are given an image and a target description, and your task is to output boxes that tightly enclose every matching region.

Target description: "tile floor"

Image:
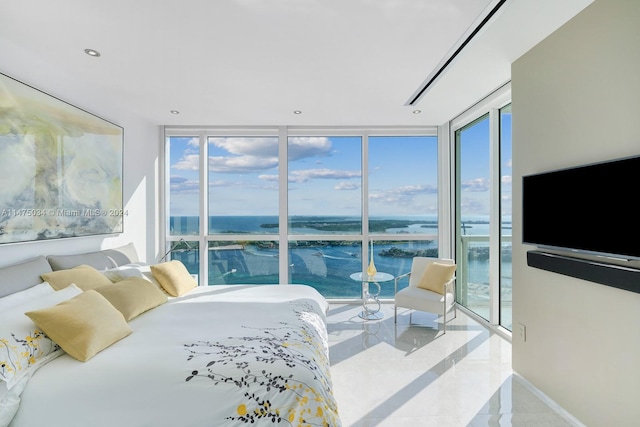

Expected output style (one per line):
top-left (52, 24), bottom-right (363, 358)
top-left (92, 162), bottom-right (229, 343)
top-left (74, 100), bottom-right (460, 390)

top-left (327, 303), bottom-right (578, 427)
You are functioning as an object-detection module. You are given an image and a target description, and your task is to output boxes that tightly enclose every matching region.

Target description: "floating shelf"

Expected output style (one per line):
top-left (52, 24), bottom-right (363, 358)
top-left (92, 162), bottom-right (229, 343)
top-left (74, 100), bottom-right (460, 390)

top-left (527, 250), bottom-right (640, 294)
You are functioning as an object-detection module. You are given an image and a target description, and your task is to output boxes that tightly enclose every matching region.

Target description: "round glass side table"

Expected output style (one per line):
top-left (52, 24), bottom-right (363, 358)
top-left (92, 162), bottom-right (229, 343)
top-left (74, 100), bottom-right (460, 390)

top-left (349, 271), bottom-right (394, 320)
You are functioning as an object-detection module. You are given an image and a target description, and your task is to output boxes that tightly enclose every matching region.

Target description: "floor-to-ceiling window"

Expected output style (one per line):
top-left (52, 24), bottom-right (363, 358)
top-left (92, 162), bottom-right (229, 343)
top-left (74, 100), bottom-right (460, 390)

top-left (165, 135), bottom-right (200, 276)
top-left (368, 135), bottom-right (439, 297)
top-left (455, 115), bottom-right (491, 320)
top-left (287, 134), bottom-right (363, 298)
top-left (164, 128), bottom-right (439, 299)
top-left (452, 84), bottom-right (512, 331)
top-left (207, 135), bottom-right (280, 285)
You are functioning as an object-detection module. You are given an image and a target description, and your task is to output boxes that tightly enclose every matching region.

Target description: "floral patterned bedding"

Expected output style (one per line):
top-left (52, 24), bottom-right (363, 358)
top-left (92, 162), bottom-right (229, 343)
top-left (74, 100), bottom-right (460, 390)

top-left (9, 285), bottom-right (341, 427)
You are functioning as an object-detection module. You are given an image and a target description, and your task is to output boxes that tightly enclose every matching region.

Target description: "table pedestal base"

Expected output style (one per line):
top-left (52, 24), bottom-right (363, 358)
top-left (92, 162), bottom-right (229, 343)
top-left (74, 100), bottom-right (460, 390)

top-left (360, 281), bottom-right (382, 321)
top-left (359, 310), bottom-right (383, 320)
top-left (349, 272), bottom-right (394, 322)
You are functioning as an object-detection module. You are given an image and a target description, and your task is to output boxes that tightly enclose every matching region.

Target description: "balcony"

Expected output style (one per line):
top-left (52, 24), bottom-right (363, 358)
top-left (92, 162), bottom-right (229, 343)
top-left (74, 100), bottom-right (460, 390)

top-left (459, 234), bottom-right (512, 330)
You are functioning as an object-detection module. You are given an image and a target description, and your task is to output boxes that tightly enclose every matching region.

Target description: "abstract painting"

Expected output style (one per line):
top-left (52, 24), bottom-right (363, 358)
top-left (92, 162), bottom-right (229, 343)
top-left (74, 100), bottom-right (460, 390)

top-left (0, 73), bottom-right (123, 244)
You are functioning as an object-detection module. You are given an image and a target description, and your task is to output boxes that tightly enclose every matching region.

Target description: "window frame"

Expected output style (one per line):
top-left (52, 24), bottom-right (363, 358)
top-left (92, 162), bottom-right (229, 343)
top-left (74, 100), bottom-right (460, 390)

top-left (450, 82), bottom-right (512, 330)
top-left (163, 125), bottom-right (441, 298)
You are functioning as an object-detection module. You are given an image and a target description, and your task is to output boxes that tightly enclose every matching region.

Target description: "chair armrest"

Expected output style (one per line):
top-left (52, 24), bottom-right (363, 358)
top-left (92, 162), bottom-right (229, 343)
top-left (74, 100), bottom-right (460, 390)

top-left (394, 271), bottom-right (411, 294)
top-left (444, 277), bottom-right (456, 294)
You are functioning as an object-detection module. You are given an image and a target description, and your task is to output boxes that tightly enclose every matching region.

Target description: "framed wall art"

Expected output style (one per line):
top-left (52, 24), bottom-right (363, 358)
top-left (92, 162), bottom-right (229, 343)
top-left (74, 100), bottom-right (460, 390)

top-left (0, 72), bottom-right (124, 244)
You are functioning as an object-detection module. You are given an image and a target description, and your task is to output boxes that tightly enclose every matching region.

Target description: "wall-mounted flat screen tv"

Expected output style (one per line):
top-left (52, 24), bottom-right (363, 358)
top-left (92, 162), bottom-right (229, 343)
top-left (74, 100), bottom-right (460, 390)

top-left (522, 155), bottom-right (640, 261)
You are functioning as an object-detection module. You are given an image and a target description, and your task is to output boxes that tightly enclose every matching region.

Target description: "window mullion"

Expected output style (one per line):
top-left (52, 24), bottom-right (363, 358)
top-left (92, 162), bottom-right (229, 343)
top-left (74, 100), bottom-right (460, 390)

top-left (362, 132), bottom-right (369, 273)
top-left (199, 132), bottom-right (208, 286)
top-left (489, 108), bottom-right (500, 325)
top-left (278, 127), bottom-right (288, 285)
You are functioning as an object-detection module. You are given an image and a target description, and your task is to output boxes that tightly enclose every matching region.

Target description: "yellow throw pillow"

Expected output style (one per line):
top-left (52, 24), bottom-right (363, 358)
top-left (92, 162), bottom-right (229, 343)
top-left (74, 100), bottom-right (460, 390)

top-left (41, 265), bottom-right (113, 291)
top-left (150, 260), bottom-right (197, 297)
top-left (416, 262), bottom-right (456, 295)
top-left (25, 290), bottom-right (132, 362)
top-left (94, 277), bottom-right (168, 321)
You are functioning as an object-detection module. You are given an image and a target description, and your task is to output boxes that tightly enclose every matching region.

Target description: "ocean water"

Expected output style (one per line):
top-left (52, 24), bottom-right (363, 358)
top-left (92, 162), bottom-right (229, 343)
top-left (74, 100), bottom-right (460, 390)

top-left (169, 215), bottom-right (511, 298)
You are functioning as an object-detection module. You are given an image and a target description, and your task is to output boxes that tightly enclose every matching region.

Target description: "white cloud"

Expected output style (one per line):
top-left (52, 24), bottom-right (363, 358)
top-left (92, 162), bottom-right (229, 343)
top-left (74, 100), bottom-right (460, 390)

top-left (259, 168), bottom-right (362, 183)
top-left (207, 136), bottom-right (332, 160)
top-left (260, 168), bottom-right (361, 184)
top-left (169, 176), bottom-right (199, 193)
top-left (201, 136), bottom-right (333, 173)
top-left (258, 174), bottom-right (278, 182)
top-left (288, 168), bottom-right (361, 183)
top-left (288, 137), bottom-right (332, 161)
top-left (173, 154), bottom-right (199, 171)
top-left (461, 178), bottom-right (489, 192)
top-left (209, 137), bottom-right (278, 157)
top-left (209, 179), bottom-right (277, 191)
top-left (369, 184), bottom-right (437, 205)
top-left (501, 175), bottom-right (512, 184)
top-left (335, 181), bottom-right (359, 190)
top-left (209, 155), bottom-right (278, 173)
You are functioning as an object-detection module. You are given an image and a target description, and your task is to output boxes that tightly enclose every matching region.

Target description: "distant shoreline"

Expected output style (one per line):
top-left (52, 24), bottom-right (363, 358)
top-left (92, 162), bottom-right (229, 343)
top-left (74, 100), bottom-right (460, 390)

top-left (261, 218), bottom-right (438, 233)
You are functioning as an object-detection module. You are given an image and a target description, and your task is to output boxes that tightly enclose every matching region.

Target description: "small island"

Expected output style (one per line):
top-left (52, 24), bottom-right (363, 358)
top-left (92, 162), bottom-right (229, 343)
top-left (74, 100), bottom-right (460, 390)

top-left (379, 247), bottom-right (438, 258)
top-left (261, 218), bottom-right (439, 233)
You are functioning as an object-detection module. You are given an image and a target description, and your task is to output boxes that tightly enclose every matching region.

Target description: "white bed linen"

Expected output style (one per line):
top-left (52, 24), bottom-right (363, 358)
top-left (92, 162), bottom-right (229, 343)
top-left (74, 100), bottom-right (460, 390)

top-left (10, 285), bottom-right (340, 427)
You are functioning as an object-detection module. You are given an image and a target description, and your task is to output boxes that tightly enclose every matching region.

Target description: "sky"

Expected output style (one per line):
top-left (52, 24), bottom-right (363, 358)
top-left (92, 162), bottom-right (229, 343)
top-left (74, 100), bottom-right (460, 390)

top-left (168, 119), bottom-right (512, 220)
top-left (458, 110), bottom-right (512, 220)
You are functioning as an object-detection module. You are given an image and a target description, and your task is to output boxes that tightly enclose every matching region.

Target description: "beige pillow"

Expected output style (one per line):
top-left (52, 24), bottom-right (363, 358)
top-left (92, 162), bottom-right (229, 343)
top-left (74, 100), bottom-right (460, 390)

top-left (416, 262), bottom-right (456, 295)
top-left (41, 265), bottom-right (113, 291)
top-left (25, 290), bottom-right (132, 362)
top-left (94, 277), bottom-right (168, 321)
top-left (150, 260), bottom-right (197, 297)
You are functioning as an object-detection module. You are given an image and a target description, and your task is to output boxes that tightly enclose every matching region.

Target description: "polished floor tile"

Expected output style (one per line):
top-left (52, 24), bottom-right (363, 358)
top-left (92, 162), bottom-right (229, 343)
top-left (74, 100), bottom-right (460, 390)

top-left (327, 304), bottom-right (576, 427)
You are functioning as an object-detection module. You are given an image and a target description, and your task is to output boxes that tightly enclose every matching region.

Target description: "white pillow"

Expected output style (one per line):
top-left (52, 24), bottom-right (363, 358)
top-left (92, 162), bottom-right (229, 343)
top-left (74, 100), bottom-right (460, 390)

top-left (0, 283), bottom-right (55, 313)
top-left (101, 263), bottom-right (149, 282)
top-left (102, 263), bottom-right (166, 294)
top-left (0, 285), bottom-right (82, 390)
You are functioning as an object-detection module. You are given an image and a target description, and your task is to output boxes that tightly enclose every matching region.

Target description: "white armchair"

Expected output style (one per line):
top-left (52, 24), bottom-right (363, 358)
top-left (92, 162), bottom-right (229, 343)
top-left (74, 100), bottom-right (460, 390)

top-left (394, 257), bottom-right (457, 333)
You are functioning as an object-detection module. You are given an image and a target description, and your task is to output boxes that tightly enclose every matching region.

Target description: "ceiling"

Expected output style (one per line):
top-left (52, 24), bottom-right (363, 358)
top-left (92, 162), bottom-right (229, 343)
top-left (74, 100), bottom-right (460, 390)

top-left (0, 0), bottom-right (593, 127)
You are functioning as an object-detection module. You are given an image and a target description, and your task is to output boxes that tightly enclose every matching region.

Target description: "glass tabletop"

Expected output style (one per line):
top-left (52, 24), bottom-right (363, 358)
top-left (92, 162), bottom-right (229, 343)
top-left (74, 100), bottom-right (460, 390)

top-left (349, 271), bottom-right (394, 283)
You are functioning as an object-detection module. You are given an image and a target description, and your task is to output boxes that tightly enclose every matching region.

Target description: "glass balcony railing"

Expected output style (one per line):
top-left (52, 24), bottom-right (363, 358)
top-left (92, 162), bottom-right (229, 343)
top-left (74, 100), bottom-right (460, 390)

top-left (458, 234), bottom-right (512, 328)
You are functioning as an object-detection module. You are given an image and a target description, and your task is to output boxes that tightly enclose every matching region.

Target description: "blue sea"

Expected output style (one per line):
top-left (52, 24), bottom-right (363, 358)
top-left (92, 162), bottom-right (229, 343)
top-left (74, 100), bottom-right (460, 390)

top-left (169, 215), bottom-right (511, 298)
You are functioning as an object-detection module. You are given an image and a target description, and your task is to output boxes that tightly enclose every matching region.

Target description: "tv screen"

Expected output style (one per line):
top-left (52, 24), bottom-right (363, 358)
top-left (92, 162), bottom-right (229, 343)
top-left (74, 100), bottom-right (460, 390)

top-left (522, 155), bottom-right (640, 260)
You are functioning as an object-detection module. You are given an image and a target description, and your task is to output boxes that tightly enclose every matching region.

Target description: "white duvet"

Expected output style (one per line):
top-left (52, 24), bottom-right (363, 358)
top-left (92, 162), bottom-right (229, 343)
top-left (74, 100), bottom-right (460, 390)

top-left (10, 285), bottom-right (341, 427)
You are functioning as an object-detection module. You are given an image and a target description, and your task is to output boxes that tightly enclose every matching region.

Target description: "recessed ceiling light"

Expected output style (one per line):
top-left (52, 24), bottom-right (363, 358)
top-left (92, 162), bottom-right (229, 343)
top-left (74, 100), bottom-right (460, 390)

top-left (293, 110), bottom-right (302, 115)
top-left (412, 110), bottom-right (422, 114)
top-left (170, 110), bottom-right (180, 115)
top-left (84, 49), bottom-right (101, 57)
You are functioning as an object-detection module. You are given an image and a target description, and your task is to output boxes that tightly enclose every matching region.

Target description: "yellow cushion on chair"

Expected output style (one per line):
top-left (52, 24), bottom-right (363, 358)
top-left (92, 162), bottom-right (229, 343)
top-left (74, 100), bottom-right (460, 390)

top-left (416, 262), bottom-right (456, 295)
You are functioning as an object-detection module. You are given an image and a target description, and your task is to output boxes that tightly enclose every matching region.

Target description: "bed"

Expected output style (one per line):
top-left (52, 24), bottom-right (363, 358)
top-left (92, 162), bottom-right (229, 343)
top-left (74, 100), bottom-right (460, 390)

top-left (0, 245), bottom-right (341, 427)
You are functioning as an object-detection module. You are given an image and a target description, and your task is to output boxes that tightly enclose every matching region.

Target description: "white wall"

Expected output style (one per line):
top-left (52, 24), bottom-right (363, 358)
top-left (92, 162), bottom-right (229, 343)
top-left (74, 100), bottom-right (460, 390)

top-left (0, 39), bottom-right (161, 266)
top-left (511, 0), bottom-right (640, 425)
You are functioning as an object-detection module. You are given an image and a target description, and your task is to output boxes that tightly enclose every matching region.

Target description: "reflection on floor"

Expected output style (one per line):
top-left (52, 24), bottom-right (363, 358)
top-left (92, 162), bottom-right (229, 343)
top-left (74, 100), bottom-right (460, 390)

top-left (327, 303), bottom-right (577, 427)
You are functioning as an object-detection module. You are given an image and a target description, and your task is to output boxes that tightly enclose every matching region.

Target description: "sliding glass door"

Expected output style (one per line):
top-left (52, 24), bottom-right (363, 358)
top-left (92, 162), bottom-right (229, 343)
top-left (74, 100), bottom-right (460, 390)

top-left (453, 89), bottom-right (512, 331)
top-left (455, 115), bottom-right (491, 321)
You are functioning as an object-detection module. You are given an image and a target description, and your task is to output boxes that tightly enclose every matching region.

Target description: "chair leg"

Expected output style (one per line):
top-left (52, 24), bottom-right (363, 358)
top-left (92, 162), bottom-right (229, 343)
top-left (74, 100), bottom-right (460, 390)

top-left (443, 309), bottom-right (446, 334)
top-left (394, 305), bottom-right (397, 323)
top-left (442, 304), bottom-right (457, 334)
